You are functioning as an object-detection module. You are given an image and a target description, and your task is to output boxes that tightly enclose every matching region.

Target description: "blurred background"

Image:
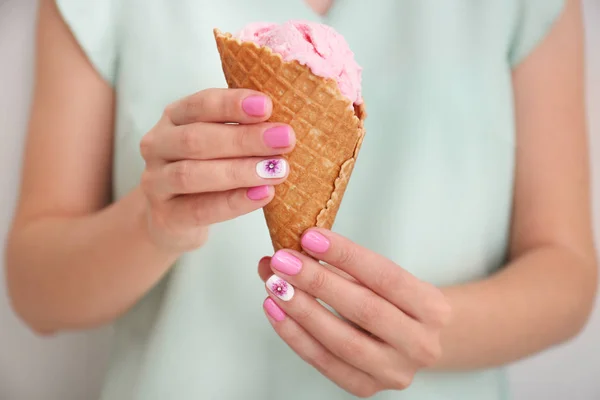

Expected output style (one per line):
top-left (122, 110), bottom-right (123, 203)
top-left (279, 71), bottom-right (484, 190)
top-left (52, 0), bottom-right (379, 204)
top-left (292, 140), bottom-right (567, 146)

top-left (1, 0), bottom-right (599, 399)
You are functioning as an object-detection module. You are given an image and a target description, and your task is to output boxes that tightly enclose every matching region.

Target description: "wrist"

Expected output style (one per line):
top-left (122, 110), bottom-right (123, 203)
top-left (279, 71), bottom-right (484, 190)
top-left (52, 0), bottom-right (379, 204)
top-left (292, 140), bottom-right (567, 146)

top-left (131, 186), bottom-right (184, 262)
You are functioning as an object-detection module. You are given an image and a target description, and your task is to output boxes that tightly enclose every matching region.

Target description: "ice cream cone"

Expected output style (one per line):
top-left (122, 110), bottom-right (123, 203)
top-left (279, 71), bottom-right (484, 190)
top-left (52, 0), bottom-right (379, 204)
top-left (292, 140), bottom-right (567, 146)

top-left (214, 29), bottom-right (366, 251)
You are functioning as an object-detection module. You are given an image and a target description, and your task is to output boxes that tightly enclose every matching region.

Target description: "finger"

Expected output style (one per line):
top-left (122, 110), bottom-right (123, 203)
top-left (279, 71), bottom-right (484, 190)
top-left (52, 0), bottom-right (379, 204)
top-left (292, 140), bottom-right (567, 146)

top-left (151, 122), bottom-right (295, 161)
top-left (269, 250), bottom-right (426, 355)
top-left (166, 185), bottom-right (274, 228)
top-left (258, 257), bottom-right (272, 282)
top-left (261, 257), bottom-right (357, 284)
top-left (260, 258), bottom-right (361, 333)
top-left (157, 157), bottom-right (289, 198)
top-left (264, 274), bottom-right (394, 376)
top-left (262, 298), bottom-right (379, 398)
top-left (300, 229), bottom-right (451, 327)
top-left (165, 88), bottom-right (272, 125)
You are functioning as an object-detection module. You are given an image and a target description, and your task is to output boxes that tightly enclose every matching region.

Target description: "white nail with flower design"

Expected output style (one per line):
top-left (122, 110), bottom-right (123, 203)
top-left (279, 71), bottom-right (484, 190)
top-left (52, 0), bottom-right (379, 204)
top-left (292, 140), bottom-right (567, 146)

top-left (266, 275), bottom-right (295, 301)
top-left (256, 159), bottom-right (288, 179)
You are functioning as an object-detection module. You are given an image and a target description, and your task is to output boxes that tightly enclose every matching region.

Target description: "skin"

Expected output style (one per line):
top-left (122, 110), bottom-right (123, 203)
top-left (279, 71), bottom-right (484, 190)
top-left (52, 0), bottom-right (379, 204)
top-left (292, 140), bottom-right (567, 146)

top-left (258, 230), bottom-right (451, 397)
top-left (305, 0), bottom-right (334, 15)
top-left (254, 0), bottom-right (597, 395)
top-left (5, 0), bottom-right (295, 331)
top-left (4, 0), bottom-right (597, 397)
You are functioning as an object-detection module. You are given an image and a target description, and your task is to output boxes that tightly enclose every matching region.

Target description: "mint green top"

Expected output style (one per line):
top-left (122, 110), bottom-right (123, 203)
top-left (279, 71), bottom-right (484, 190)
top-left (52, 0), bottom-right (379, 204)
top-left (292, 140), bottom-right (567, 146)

top-left (56, 1), bottom-right (564, 399)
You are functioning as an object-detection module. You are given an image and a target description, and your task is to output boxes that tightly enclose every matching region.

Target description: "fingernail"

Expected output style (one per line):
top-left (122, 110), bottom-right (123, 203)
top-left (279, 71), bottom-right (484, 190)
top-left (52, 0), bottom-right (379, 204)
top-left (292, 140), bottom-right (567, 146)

top-left (247, 185), bottom-right (271, 200)
top-left (242, 95), bottom-right (268, 116)
top-left (266, 275), bottom-right (295, 301)
top-left (263, 126), bottom-right (291, 148)
top-left (259, 256), bottom-right (271, 265)
top-left (263, 298), bottom-right (286, 322)
top-left (301, 231), bottom-right (330, 253)
top-left (256, 159), bottom-right (287, 179)
top-left (272, 250), bottom-right (302, 275)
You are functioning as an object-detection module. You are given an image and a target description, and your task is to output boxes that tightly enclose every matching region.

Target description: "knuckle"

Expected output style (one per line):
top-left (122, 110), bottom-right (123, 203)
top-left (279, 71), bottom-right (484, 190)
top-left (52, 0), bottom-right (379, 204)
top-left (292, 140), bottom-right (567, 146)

top-left (169, 162), bottom-right (194, 191)
top-left (386, 370), bottom-right (414, 391)
top-left (338, 331), bottom-right (364, 362)
top-left (293, 303), bottom-right (316, 323)
top-left (233, 124), bottom-right (253, 151)
top-left (409, 336), bottom-right (442, 367)
top-left (162, 103), bottom-right (177, 120)
top-left (179, 125), bottom-right (200, 156)
top-left (221, 94), bottom-right (239, 119)
top-left (308, 348), bottom-right (334, 373)
top-left (204, 90), bottom-right (235, 119)
top-left (428, 294), bottom-right (453, 328)
top-left (373, 267), bottom-right (402, 295)
top-left (139, 134), bottom-right (154, 160)
top-left (224, 161), bottom-right (241, 184)
top-left (351, 381), bottom-right (379, 398)
top-left (336, 245), bottom-right (359, 267)
top-left (354, 293), bottom-right (381, 328)
top-left (272, 317), bottom-right (294, 340)
top-left (184, 96), bottom-right (202, 120)
top-left (307, 269), bottom-right (329, 294)
top-left (190, 196), bottom-right (209, 226)
top-left (223, 189), bottom-right (240, 213)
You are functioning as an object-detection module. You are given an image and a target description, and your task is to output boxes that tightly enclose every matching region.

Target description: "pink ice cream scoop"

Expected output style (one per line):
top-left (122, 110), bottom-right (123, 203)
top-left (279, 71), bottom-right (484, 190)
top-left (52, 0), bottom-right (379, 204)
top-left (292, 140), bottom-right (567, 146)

top-left (235, 20), bottom-right (363, 106)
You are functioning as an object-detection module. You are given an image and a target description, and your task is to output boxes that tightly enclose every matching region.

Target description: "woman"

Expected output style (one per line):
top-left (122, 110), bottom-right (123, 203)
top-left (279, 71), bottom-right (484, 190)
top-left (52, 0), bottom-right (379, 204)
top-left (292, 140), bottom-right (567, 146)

top-left (5, 0), bottom-right (597, 399)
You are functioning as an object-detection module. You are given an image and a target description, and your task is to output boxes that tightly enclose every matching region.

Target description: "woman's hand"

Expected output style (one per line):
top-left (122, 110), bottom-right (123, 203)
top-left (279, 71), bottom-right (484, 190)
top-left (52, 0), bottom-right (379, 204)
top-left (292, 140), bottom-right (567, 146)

top-left (140, 88), bottom-right (295, 252)
top-left (258, 229), bottom-right (452, 397)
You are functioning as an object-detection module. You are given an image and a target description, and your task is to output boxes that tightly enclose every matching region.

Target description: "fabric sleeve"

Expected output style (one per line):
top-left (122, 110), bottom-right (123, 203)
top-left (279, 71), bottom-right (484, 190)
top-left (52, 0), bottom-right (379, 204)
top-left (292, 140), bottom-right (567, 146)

top-left (55, 0), bottom-right (121, 86)
top-left (508, 0), bottom-right (566, 67)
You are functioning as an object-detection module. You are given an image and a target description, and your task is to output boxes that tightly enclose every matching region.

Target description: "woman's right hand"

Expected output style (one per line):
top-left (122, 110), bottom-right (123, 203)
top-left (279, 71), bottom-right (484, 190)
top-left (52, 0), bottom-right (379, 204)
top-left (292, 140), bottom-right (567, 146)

top-left (139, 88), bottom-right (295, 253)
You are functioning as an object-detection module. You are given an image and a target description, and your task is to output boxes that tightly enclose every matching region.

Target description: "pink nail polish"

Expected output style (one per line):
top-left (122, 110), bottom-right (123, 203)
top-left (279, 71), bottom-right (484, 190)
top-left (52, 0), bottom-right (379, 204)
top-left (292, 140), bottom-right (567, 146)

top-left (263, 126), bottom-right (291, 148)
top-left (301, 231), bottom-right (330, 253)
top-left (247, 185), bottom-right (271, 200)
top-left (264, 298), bottom-right (286, 322)
top-left (242, 96), bottom-right (267, 116)
top-left (259, 256), bottom-right (271, 265)
top-left (271, 250), bottom-right (302, 275)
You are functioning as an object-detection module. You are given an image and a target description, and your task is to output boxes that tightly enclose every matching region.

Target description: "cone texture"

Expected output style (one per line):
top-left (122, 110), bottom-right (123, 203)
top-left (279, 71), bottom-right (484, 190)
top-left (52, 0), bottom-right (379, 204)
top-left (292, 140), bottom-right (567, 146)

top-left (214, 29), bottom-right (366, 251)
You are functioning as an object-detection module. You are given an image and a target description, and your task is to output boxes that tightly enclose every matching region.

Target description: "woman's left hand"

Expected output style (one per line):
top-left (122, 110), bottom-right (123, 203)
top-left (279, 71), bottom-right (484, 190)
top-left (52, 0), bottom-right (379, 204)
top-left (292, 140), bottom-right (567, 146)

top-left (257, 229), bottom-right (452, 398)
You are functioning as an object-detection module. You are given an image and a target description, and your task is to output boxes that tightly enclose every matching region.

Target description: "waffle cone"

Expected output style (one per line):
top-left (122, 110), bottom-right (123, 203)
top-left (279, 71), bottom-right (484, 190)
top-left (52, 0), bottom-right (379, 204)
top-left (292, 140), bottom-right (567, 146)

top-left (214, 29), bottom-right (366, 251)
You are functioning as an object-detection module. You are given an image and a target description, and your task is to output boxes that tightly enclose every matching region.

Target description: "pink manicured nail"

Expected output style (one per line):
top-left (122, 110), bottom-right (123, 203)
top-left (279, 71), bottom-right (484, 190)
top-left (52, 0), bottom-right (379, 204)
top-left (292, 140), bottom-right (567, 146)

top-left (263, 126), bottom-right (291, 148)
top-left (259, 256), bottom-right (271, 265)
top-left (301, 231), bottom-right (330, 253)
top-left (271, 250), bottom-right (302, 275)
top-left (242, 96), bottom-right (268, 116)
top-left (247, 185), bottom-right (271, 200)
top-left (264, 298), bottom-right (286, 322)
